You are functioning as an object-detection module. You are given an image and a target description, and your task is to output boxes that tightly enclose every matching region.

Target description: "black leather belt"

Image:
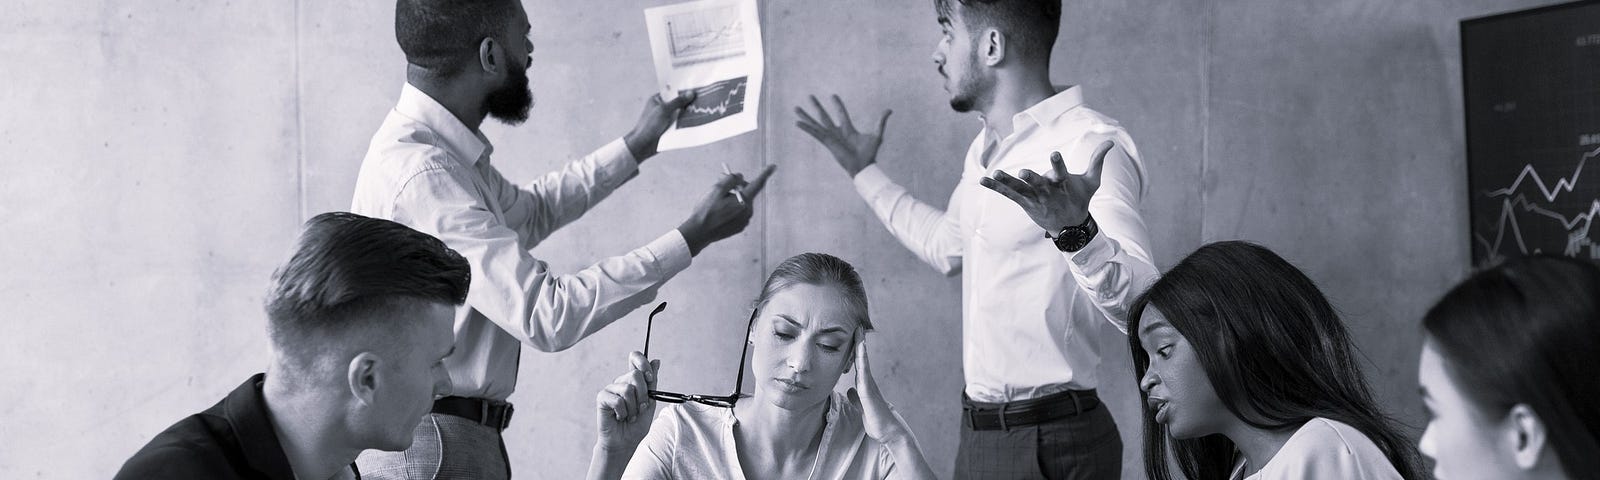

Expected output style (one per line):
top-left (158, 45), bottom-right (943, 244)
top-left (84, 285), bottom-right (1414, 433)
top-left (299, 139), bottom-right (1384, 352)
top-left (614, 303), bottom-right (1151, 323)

top-left (962, 388), bottom-right (1099, 431)
top-left (432, 396), bottom-right (515, 431)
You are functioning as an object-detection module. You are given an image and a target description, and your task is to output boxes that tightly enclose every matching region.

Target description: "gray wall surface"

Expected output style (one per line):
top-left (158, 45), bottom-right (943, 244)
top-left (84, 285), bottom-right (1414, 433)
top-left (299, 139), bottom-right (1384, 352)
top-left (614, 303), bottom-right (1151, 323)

top-left (0, 0), bottom-right (1559, 478)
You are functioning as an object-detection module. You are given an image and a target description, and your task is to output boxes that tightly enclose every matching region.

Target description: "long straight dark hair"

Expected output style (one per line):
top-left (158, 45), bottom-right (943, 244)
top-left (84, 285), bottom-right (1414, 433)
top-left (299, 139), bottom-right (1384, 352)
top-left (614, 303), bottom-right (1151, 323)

top-left (1127, 241), bottom-right (1424, 480)
top-left (1424, 255), bottom-right (1600, 478)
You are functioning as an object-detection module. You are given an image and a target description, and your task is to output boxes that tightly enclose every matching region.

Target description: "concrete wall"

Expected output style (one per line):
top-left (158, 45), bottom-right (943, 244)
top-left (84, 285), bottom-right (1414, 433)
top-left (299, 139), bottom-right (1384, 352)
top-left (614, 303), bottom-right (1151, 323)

top-left (0, 0), bottom-right (1560, 478)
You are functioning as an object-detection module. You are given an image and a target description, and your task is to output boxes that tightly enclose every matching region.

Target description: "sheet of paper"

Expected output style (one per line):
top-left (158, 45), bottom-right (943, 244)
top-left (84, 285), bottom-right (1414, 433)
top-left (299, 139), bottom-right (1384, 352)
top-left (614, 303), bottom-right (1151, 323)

top-left (644, 0), bottom-right (763, 151)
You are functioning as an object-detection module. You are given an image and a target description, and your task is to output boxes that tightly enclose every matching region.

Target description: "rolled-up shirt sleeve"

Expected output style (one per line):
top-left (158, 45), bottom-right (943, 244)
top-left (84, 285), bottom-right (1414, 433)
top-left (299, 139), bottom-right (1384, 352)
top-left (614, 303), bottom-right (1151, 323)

top-left (395, 165), bottom-right (692, 352)
top-left (1061, 139), bottom-right (1159, 334)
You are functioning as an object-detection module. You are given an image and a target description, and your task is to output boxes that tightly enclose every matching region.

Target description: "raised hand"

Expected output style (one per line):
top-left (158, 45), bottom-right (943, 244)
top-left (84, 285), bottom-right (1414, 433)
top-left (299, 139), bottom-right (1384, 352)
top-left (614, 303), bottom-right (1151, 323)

top-left (595, 351), bottom-right (660, 454)
top-left (624, 90), bottom-right (699, 161)
top-left (677, 164), bottom-right (777, 256)
top-left (794, 94), bottom-right (892, 178)
top-left (978, 140), bottom-right (1115, 233)
top-left (847, 335), bottom-right (910, 445)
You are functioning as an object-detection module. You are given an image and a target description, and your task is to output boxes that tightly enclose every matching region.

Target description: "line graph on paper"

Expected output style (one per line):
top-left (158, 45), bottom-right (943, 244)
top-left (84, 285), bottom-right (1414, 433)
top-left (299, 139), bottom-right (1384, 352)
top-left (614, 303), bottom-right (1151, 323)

top-left (1463, 3), bottom-right (1600, 266)
top-left (666, 5), bottom-right (745, 67)
top-left (676, 76), bottom-right (746, 128)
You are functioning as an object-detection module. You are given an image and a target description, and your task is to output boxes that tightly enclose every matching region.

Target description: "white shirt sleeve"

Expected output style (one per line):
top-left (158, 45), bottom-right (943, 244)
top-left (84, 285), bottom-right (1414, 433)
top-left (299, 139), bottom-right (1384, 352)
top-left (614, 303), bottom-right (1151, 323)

top-left (851, 164), bottom-right (965, 276)
top-left (488, 138), bottom-right (640, 249)
top-left (394, 165), bottom-right (692, 352)
top-left (1060, 140), bottom-right (1159, 334)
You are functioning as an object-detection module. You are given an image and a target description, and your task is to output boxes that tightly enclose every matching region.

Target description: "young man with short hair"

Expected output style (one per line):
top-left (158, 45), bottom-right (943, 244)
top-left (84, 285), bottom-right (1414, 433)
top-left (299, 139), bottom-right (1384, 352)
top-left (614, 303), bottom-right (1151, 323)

top-left (115, 212), bottom-right (470, 480)
top-left (797, 1), bottom-right (1158, 477)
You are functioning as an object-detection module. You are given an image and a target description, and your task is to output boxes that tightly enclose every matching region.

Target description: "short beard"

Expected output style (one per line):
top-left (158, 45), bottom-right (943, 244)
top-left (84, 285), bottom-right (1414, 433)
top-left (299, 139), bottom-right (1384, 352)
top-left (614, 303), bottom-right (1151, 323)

top-left (946, 49), bottom-right (987, 113)
top-left (484, 66), bottom-right (533, 125)
top-left (947, 72), bottom-right (987, 113)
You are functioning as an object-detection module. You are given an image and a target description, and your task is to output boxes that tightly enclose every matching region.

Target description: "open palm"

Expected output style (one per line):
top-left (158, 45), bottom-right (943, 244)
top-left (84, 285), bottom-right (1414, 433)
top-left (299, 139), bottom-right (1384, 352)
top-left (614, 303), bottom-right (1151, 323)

top-left (795, 94), bottom-right (892, 178)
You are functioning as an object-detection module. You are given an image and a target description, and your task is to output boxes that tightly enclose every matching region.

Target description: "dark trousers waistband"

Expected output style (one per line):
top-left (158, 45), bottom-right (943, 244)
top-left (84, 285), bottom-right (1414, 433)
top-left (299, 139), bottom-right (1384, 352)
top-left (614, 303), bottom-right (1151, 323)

top-left (961, 388), bottom-right (1099, 431)
top-left (432, 396), bottom-right (515, 431)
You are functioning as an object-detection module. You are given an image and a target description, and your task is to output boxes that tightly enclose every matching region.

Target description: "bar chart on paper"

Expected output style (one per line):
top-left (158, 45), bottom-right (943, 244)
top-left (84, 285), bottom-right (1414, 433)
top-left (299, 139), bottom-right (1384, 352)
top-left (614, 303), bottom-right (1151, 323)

top-left (1463, 2), bottom-right (1600, 267)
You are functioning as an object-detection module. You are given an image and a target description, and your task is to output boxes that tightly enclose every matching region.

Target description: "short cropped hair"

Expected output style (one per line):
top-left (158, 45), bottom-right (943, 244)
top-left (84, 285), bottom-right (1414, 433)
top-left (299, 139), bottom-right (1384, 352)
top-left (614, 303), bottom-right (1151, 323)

top-left (753, 253), bottom-right (874, 333)
top-left (935, 0), bottom-right (1062, 62)
top-left (395, 0), bottom-right (519, 76)
top-left (265, 212), bottom-right (470, 363)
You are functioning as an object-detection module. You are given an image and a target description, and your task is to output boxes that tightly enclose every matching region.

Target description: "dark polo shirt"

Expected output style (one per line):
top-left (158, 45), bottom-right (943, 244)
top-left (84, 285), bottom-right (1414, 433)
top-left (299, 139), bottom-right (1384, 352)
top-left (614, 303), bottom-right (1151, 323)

top-left (114, 373), bottom-right (360, 479)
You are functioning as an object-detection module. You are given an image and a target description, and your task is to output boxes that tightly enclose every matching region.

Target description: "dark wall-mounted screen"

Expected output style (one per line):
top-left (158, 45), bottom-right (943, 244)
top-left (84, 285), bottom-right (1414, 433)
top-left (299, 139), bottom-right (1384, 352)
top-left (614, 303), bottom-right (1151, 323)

top-left (1463, 1), bottom-right (1600, 266)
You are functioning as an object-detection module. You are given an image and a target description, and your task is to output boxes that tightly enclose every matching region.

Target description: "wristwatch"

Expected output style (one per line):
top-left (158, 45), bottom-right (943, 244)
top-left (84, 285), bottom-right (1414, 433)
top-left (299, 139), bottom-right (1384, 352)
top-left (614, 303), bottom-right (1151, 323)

top-left (1046, 213), bottom-right (1099, 252)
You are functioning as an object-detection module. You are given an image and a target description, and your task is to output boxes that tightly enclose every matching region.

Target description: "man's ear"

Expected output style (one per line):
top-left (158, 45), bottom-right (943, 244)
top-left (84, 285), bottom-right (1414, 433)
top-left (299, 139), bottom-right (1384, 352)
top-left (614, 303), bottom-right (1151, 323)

top-left (478, 36), bottom-right (502, 77)
top-left (347, 352), bottom-right (382, 407)
top-left (1507, 403), bottom-right (1550, 470)
top-left (982, 28), bottom-right (1006, 67)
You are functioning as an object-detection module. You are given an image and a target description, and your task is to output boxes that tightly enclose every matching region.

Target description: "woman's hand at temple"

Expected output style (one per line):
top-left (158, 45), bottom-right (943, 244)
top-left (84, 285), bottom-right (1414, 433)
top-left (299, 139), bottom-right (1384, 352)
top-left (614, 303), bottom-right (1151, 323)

top-left (848, 335), bottom-right (911, 445)
top-left (848, 335), bottom-right (942, 480)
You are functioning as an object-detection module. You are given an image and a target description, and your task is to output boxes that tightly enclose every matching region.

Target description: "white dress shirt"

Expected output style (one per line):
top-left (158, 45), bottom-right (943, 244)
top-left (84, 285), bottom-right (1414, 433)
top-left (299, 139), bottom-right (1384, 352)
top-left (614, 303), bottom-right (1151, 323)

top-left (851, 86), bottom-right (1158, 402)
top-left (1229, 418), bottom-right (1404, 480)
top-left (622, 392), bottom-right (896, 479)
top-left (351, 83), bottom-right (693, 401)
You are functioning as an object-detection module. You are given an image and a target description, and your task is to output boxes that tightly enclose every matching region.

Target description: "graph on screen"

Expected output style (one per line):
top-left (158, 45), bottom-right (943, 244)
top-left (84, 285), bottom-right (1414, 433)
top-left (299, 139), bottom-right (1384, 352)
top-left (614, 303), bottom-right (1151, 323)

top-left (666, 5), bottom-right (745, 67)
top-left (1463, 2), bottom-right (1600, 266)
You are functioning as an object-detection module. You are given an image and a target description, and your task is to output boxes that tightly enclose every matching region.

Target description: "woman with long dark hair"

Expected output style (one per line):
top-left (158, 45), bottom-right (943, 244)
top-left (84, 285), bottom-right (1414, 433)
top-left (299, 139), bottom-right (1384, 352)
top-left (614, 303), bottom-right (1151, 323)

top-left (1128, 241), bottom-right (1424, 480)
top-left (1417, 255), bottom-right (1600, 479)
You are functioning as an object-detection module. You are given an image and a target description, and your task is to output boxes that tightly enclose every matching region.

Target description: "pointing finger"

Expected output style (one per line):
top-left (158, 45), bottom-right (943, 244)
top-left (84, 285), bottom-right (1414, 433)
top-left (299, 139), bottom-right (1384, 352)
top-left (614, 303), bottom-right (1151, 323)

top-left (742, 164), bottom-right (778, 199)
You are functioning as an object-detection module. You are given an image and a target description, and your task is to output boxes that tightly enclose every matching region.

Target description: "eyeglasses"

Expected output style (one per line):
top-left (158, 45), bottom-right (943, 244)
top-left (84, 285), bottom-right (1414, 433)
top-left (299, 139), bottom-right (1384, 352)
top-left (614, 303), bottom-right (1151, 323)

top-left (643, 302), bottom-right (753, 408)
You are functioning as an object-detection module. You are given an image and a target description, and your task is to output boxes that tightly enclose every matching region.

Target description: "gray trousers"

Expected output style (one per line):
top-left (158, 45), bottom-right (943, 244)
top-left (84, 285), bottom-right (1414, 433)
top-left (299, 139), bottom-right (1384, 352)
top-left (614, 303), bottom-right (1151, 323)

top-left (356, 413), bottom-right (512, 480)
top-left (954, 398), bottom-right (1122, 480)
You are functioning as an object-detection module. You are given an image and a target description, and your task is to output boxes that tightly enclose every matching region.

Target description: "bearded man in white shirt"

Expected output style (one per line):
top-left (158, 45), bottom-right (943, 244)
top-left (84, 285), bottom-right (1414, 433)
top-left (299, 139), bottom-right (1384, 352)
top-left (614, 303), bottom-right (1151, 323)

top-left (796, 0), bottom-right (1157, 478)
top-left (350, 0), bottom-right (772, 478)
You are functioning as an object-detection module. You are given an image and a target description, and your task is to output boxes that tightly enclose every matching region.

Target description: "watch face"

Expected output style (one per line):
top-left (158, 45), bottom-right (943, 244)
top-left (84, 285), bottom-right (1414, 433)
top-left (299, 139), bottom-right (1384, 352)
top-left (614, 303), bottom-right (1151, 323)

top-left (1056, 227), bottom-right (1089, 251)
top-left (1052, 215), bottom-right (1097, 252)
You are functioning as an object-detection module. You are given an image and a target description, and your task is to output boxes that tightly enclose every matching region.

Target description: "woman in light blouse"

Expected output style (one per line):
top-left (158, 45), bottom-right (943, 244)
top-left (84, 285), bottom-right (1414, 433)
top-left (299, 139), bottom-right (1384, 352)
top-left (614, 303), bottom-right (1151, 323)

top-left (1128, 241), bottom-right (1425, 480)
top-left (1417, 255), bottom-right (1600, 480)
top-left (590, 253), bottom-right (938, 480)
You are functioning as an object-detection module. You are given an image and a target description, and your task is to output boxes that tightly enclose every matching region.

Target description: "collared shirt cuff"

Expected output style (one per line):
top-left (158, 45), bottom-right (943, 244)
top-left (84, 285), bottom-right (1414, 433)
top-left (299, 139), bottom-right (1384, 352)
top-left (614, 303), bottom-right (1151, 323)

top-left (647, 229), bottom-right (693, 275)
top-left (595, 138), bottom-right (641, 189)
top-left (1065, 233), bottom-right (1115, 270)
top-left (851, 164), bottom-right (895, 200)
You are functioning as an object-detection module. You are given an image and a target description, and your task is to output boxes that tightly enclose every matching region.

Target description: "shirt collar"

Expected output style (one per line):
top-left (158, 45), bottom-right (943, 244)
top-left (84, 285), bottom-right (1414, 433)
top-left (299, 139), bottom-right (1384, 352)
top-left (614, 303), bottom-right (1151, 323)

top-left (222, 373), bottom-right (297, 479)
top-left (983, 85), bottom-right (1085, 144)
top-left (395, 82), bottom-right (494, 166)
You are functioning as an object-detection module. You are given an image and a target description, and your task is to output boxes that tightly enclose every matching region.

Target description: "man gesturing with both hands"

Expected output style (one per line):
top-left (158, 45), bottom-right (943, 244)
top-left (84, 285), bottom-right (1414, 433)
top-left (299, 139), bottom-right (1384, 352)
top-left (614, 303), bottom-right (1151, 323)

top-left (795, 0), bottom-right (1157, 477)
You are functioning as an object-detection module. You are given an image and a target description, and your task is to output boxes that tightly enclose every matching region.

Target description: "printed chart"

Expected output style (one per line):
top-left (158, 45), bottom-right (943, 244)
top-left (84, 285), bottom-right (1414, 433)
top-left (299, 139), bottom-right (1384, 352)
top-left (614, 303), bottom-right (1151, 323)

top-left (666, 5), bottom-right (746, 67)
top-left (1463, 2), bottom-right (1600, 266)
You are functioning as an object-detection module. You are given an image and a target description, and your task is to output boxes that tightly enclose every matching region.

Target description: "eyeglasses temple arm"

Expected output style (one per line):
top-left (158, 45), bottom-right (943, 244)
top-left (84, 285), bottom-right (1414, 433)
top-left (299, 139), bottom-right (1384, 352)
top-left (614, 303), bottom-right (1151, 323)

top-left (645, 302), bottom-right (667, 359)
top-left (733, 308), bottom-right (758, 396)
